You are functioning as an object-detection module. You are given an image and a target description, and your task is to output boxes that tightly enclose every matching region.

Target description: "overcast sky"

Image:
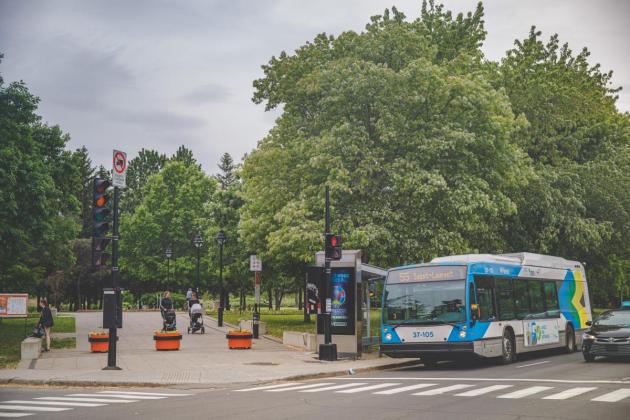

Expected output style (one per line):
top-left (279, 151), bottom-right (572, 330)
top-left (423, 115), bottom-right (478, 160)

top-left (1, 0), bottom-right (628, 173)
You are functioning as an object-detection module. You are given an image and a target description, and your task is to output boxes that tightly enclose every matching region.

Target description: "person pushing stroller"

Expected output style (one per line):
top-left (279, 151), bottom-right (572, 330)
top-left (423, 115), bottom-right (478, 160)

top-left (160, 291), bottom-right (177, 331)
top-left (187, 292), bottom-right (205, 334)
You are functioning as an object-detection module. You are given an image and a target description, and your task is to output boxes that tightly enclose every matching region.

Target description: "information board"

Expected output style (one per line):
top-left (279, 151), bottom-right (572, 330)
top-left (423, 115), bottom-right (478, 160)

top-left (330, 268), bottom-right (355, 335)
top-left (0, 293), bottom-right (28, 318)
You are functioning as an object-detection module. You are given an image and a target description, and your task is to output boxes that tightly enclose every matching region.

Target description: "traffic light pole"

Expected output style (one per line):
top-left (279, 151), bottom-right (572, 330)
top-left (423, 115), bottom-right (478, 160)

top-left (319, 186), bottom-right (337, 361)
top-left (104, 186), bottom-right (121, 370)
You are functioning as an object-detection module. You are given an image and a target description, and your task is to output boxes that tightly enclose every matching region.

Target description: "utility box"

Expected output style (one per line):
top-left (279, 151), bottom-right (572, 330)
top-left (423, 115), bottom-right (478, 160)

top-left (103, 288), bottom-right (123, 329)
top-left (315, 250), bottom-right (362, 358)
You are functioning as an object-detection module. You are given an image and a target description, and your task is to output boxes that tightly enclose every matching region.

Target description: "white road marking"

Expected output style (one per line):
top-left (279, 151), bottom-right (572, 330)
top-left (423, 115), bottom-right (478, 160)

top-left (36, 397), bottom-right (138, 403)
top-left (373, 384), bottom-right (437, 395)
top-left (413, 384), bottom-right (473, 395)
top-left (235, 383), bottom-right (302, 392)
top-left (299, 383), bottom-right (367, 393)
top-left (591, 389), bottom-right (630, 402)
top-left (497, 386), bottom-right (554, 399)
top-left (336, 383), bottom-right (401, 394)
top-left (0, 413), bottom-right (34, 418)
top-left (516, 361), bottom-right (550, 369)
top-left (98, 391), bottom-right (191, 397)
top-left (543, 387), bottom-right (598, 400)
top-left (455, 385), bottom-right (514, 397)
top-left (2, 401), bottom-right (105, 407)
top-left (266, 383), bottom-right (335, 392)
top-left (332, 377), bottom-right (630, 385)
top-left (0, 405), bottom-right (70, 412)
top-left (68, 393), bottom-right (166, 400)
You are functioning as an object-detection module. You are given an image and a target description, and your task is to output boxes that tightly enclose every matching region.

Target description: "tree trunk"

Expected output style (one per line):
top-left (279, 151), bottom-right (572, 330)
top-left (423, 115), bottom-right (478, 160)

top-left (298, 286), bottom-right (302, 310)
top-left (267, 288), bottom-right (273, 310)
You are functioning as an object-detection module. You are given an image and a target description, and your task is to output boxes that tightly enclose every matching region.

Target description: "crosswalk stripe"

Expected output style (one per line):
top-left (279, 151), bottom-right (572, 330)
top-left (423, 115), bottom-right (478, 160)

top-left (68, 393), bottom-right (166, 400)
top-left (299, 383), bottom-right (368, 393)
top-left (3, 401), bottom-right (105, 407)
top-left (235, 383), bottom-right (302, 392)
top-left (98, 391), bottom-right (191, 397)
top-left (0, 413), bottom-right (34, 418)
top-left (0, 405), bottom-right (70, 412)
top-left (373, 384), bottom-right (437, 395)
top-left (37, 397), bottom-right (138, 404)
top-left (413, 384), bottom-right (473, 395)
top-left (266, 383), bottom-right (335, 392)
top-left (497, 386), bottom-right (554, 399)
top-left (543, 387), bottom-right (597, 400)
top-left (455, 385), bottom-right (514, 397)
top-left (591, 389), bottom-right (630, 402)
top-left (336, 383), bottom-right (401, 394)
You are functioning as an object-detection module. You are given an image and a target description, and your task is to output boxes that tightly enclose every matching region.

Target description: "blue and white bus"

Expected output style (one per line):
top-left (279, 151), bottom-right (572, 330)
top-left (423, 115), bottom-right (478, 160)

top-left (381, 253), bottom-right (592, 364)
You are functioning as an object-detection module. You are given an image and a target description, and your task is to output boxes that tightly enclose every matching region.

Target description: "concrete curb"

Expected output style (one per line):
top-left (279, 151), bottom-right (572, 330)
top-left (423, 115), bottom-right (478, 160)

top-left (0, 359), bottom-right (419, 389)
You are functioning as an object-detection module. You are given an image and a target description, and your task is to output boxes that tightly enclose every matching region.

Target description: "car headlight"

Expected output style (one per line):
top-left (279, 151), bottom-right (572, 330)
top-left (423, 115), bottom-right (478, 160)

top-left (582, 333), bottom-right (596, 340)
top-left (459, 330), bottom-right (467, 338)
top-left (385, 333), bottom-right (392, 341)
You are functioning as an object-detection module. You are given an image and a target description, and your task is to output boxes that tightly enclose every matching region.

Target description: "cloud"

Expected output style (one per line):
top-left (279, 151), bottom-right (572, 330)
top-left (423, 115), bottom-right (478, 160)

top-left (183, 83), bottom-right (231, 105)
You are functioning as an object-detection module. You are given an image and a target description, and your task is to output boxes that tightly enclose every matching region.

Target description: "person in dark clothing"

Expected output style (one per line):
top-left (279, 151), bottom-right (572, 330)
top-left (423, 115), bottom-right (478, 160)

top-left (161, 291), bottom-right (173, 310)
top-left (189, 292), bottom-right (200, 306)
top-left (160, 291), bottom-right (176, 329)
top-left (39, 298), bottom-right (54, 351)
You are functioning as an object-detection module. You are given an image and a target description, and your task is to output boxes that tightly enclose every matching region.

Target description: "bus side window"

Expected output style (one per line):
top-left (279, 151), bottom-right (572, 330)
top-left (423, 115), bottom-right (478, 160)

top-left (543, 281), bottom-right (560, 317)
top-left (474, 276), bottom-right (496, 321)
top-left (528, 280), bottom-right (545, 317)
top-left (513, 280), bottom-right (530, 319)
top-left (496, 278), bottom-right (515, 320)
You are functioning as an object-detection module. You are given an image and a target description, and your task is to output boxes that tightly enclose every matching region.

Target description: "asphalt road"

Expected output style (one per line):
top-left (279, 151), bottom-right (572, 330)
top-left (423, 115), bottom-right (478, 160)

top-left (1, 350), bottom-right (629, 420)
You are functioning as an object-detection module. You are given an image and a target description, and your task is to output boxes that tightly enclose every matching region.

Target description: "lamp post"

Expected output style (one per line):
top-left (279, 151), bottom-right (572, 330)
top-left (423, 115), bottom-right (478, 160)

top-left (216, 229), bottom-right (226, 327)
top-left (193, 233), bottom-right (203, 295)
top-left (164, 247), bottom-right (172, 291)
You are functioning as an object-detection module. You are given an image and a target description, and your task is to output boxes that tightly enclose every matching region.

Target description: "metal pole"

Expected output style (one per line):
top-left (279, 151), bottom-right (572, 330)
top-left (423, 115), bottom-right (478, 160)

top-left (218, 243), bottom-right (224, 327)
top-left (196, 246), bottom-right (200, 295)
top-left (105, 186), bottom-right (121, 370)
top-left (166, 257), bottom-right (170, 291)
top-left (319, 186), bottom-right (337, 361)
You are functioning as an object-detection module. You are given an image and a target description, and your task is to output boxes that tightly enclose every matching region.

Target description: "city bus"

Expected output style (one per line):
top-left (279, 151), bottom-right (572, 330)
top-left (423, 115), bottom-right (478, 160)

top-left (380, 253), bottom-right (592, 365)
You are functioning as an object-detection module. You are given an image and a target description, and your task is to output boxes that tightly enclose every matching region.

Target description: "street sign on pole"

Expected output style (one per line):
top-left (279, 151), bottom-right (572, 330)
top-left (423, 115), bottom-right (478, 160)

top-left (112, 150), bottom-right (127, 188)
top-left (249, 254), bottom-right (262, 272)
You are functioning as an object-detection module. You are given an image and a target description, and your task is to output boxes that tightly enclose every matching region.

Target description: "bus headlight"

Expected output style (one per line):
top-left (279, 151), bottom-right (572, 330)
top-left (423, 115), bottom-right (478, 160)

top-left (459, 330), bottom-right (467, 338)
top-left (385, 333), bottom-right (392, 341)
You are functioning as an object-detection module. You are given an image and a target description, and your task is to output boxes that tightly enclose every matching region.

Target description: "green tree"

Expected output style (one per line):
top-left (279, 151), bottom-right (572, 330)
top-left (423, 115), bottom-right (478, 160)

top-left (120, 160), bottom-right (218, 296)
top-left (122, 148), bottom-right (166, 214)
top-left (0, 58), bottom-right (80, 293)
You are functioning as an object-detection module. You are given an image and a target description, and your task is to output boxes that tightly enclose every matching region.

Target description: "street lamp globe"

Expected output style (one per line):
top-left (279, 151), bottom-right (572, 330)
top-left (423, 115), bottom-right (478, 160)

top-left (193, 232), bottom-right (203, 248)
top-left (216, 229), bottom-right (226, 245)
top-left (165, 247), bottom-right (172, 259)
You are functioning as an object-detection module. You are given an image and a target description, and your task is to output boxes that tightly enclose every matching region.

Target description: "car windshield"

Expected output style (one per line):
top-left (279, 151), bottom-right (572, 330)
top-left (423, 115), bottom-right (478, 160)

top-left (384, 280), bottom-right (466, 324)
top-left (595, 311), bottom-right (630, 327)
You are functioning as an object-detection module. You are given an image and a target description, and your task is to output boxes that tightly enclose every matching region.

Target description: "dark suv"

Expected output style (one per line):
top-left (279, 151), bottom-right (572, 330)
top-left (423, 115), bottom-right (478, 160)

top-left (582, 310), bottom-right (630, 362)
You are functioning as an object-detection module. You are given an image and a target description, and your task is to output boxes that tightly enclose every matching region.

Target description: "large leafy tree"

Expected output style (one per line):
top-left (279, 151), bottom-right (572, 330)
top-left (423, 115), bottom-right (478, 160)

top-left (241, 4), bottom-right (528, 284)
top-left (120, 160), bottom-right (218, 296)
top-left (0, 57), bottom-right (80, 292)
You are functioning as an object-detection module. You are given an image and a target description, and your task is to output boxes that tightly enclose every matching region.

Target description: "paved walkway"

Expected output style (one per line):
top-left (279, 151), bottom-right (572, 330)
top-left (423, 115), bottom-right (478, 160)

top-left (0, 312), bottom-right (413, 387)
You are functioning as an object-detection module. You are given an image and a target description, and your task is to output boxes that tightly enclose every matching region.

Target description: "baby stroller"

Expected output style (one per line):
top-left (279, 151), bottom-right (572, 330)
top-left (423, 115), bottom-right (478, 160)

top-left (160, 306), bottom-right (177, 331)
top-left (188, 302), bottom-right (205, 334)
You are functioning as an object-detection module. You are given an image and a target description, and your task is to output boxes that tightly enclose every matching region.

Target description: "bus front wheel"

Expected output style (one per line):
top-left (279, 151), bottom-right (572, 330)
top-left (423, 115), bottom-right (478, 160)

top-left (501, 330), bottom-right (516, 364)
top-left (564, 325), bottom-right (576, 353)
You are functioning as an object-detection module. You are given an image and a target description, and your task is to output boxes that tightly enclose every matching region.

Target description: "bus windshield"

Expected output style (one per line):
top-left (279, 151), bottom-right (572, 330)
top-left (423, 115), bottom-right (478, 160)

top-left (384, 279), bottom-right (466, 325)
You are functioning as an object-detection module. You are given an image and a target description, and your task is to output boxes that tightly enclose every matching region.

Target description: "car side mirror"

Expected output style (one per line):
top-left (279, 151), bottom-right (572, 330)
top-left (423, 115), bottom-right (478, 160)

top-left (586, 320), bottom-right (592, 326)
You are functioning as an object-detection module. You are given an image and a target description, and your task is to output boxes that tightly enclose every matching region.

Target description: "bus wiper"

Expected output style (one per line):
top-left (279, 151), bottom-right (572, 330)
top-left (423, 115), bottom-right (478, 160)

top-left (390, 320), bottom-right (460, 330)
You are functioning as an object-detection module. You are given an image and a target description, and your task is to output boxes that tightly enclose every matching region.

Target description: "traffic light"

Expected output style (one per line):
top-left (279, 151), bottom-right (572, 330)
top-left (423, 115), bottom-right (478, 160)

top-left (325, 233), bottom-right (342, 260)
top-left (92, 178), bottom-right (111, 267)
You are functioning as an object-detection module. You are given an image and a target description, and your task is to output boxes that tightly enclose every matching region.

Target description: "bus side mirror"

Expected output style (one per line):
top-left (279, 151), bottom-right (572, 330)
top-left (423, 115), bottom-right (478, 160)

top-left (470, 304), bottom-right (480, 321)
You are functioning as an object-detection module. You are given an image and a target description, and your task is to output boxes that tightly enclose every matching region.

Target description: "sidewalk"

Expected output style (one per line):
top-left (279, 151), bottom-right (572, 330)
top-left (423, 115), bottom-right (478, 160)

top-left (0, 312), bottom-right (415, 387)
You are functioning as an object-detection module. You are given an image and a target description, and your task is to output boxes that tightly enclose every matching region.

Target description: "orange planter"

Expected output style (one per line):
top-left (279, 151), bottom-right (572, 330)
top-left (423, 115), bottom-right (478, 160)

top-left (226, 330), bottom-right (253, 349)
top-left (153, 330), bottom-right (182, 351)
top-left (88, 334), bottom-right (110, 353)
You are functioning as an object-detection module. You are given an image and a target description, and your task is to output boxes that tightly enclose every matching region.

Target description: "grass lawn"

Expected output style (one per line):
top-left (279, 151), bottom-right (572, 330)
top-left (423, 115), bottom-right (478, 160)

top-left (0, 315), bottom-right (76, 368)
top-left (51, 337), bottom-right (76, 350)
top-left (206, 308), bottom-right (383, 339)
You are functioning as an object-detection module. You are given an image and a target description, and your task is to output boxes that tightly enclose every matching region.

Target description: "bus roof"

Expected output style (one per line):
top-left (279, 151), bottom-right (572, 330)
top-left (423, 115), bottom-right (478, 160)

top-left (430, 252), bottom-right (583, 271)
